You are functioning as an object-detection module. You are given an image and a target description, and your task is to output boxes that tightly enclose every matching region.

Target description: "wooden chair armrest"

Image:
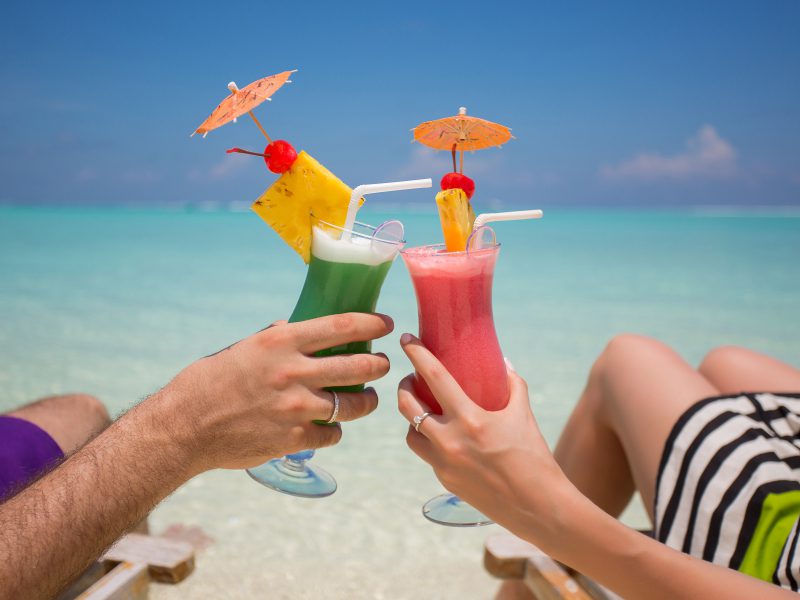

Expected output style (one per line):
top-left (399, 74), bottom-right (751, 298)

top-left (102, 532), bottom-right (195, 583)
top-left (76, 562), bottom-right (149, 600)
top-left (485, 533), bottom-right (620, 600)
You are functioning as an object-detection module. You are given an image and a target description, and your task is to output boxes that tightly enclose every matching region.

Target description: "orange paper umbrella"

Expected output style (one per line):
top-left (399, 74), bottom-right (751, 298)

top-left (192, 70), bottom-right (296, 139)
top-left (412, 107), bottom-right (513, 152)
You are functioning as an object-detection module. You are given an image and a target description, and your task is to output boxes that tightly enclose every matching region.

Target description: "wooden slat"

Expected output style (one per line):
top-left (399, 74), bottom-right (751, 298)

top-left (485, 534), bottom-right (541, 579)
top-left (525, 553), bottom-right (592, 600)
top-left (56, 562), bottom-right (109, 600)
top-left (569, 573), bottom-right (621, 600)
top-left (77, 562), bottom-right (149, 600)
top-left (485, 534), bottom-right (616, 600)
top-left (102, 533), bottom-right (195, 583)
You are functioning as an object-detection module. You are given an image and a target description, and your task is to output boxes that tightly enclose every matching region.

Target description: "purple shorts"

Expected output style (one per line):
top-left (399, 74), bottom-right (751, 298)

top-left (0, 415), bottom-right (64, 501)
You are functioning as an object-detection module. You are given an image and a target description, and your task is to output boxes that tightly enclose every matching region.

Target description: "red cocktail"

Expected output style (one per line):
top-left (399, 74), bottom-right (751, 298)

top-left (402, 240), bottom-right (507, 526)
top-left (402, 243), bottom-right (508, 413)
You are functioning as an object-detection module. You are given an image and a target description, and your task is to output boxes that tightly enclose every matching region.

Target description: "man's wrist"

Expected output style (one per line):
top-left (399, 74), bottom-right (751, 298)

top-left (129, 382), bottom-right (208, 482)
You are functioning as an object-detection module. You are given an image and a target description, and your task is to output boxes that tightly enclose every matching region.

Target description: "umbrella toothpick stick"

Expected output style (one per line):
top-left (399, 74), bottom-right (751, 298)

top-left (460, 150), bottom-right (464, 174)
top-left (247, 110), bottom-right (272, 143)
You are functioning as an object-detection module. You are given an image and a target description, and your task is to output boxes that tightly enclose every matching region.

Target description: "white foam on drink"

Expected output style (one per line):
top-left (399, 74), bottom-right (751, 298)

top-left (311, 226), bottom-right (399, 266)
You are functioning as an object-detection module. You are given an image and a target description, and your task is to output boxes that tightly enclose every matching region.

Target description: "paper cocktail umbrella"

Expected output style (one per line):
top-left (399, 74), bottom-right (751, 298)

top-left (192, 70), bottom-right (296, 140)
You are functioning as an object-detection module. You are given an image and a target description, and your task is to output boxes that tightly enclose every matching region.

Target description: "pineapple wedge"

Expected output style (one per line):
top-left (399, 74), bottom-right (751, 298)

top-left (252, 151), bottom-right (358, 263)
top-left (436, 188), bottom-right (474, 252)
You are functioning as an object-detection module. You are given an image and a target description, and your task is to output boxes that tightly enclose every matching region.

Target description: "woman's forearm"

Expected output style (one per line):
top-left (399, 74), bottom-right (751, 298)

top-left (514, 481), bottom-right (795, 600)
top-left (0, 389), bottom-right (197, 600)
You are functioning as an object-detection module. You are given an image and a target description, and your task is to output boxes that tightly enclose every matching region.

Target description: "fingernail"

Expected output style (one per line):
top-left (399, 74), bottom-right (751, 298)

top-left (504, 357), bottom-right (516, 372)
top-left (400, 333), bottom-right (413, 345)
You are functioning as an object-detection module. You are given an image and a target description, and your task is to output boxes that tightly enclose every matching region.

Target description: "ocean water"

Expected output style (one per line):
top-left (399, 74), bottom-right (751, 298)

top-left (1, 205), bottom-right (799, 598)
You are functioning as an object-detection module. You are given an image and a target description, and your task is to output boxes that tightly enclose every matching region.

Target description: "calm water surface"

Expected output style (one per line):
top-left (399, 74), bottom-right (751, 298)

top-left (1, 206), bottom-right (798, 598)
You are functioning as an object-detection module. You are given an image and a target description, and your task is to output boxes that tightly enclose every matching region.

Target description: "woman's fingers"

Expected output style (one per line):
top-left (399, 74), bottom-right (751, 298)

top-left (399, 333), bottom-right (473, 416)
top-left (291, 313), bottom-right (394, 355)
top-left (504, 360), bottom-right (537, 415)
top-left (405, 425), bottom-right (439, 465)
top-left (307, 388), bottom-right (379, 423)
top-left (308, 353), bottom-right (391, 388)
top-left (397, 375), bottom-right (445, 438)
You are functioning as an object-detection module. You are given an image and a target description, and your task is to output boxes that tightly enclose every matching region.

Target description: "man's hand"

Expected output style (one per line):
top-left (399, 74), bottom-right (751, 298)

top-left (163, 312), bottom-right (394, 473)
top-left (0, 312), bottom-right (393, 600)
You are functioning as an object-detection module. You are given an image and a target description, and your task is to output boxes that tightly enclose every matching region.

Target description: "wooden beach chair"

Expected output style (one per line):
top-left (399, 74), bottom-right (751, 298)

top-left (57, 525), bottom-right (211, 600)
top-left (484, 533), bottom-right (622, 600)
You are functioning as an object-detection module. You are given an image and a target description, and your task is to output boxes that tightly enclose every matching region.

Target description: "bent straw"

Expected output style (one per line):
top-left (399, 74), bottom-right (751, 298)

top-left (342, 179), bottom-right (432, 240)
top-left (473, 209), bottom-right (543, 230)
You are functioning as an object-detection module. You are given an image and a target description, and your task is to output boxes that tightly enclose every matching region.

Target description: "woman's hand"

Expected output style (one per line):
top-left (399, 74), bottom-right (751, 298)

top-left (397, 334), bottom-right (800, 600)
top-left (397, 333), bottom-right (571, 542)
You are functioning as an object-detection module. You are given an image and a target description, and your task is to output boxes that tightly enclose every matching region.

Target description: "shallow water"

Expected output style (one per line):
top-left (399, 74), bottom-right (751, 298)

top-left (1, 206), bottom-right (798, 598)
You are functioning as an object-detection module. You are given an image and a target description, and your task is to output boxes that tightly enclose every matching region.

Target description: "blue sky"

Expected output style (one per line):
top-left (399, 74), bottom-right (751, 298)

top-left (0, 0), bottom-right (798, 207)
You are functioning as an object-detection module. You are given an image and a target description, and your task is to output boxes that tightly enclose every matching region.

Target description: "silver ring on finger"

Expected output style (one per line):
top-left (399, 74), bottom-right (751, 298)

top-left (413, 411), bottom-right (432, 432)
top-left (325, 391), bottom-right (340, 424)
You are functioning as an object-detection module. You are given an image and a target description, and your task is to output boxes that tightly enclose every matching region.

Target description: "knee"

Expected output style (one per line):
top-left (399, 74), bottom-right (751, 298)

top-left (69, 394), bottom-right (111, 429)
top-left (585, 334), bottom-right (664, 406)
top-left (601, 334), bottom-right (668, 366)
top-left (699, 345), bottom-right (749, 377)
top-left (589, 334), bottom-right (676, 396)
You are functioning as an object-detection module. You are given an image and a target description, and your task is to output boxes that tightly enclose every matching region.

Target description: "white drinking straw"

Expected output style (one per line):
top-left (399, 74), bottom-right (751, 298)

top-left (473, 209), bottom-right (543, 230)
top-left (342, 178), bottom-right (432, 239)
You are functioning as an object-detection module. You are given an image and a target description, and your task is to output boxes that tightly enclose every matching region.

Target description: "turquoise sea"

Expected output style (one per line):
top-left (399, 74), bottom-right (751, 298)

top-left (1, 205), bottom-right (799, 598)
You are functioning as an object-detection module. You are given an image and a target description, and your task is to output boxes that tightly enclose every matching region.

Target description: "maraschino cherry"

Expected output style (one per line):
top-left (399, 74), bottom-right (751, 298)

top-left (440, 172), bottom-right (475, 200)
top-left (226, 140), bottom-right (298, 174)
top-left (263, 140), bottom-right (297, 174)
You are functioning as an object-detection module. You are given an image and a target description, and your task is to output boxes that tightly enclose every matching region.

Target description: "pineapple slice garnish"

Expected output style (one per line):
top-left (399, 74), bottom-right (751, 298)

top-left (436, 188), bottom-right (474, 252)
top-left (251, 151), bottom-right (360, 263)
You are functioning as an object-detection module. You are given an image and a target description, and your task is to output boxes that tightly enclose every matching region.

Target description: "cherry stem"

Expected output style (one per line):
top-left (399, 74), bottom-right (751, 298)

top-left (226, 148), bottom-right (265, 157)
top-left (451, 144), bottom-right (457, 172)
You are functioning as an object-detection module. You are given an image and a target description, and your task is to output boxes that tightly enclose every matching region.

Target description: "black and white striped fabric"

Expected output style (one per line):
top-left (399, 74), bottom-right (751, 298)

top-left (654, 392), bottom-right (800, 590)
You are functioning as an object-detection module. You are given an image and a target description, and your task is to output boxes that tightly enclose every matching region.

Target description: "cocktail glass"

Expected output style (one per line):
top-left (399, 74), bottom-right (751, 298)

top-left (401, 241), bottom-right (508, 526)
top-left (247, 216), bottom-right (404, 497)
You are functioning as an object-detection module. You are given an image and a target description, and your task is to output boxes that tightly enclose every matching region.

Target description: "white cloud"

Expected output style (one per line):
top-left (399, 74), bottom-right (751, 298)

top-left (391, 146), bottom-right (561, 204)
top-left (392, 146), bottom-right (454, 179)
top-left (599, 125), bottom-right (737, 181)
top-left (188, 155), bottom-right (250, 183)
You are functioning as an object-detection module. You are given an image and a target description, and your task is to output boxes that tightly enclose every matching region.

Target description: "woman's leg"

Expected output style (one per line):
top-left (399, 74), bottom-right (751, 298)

top-left (554, 335), bottom-right (718, 520)
top-left (699, 346), bottom-right (800, 395)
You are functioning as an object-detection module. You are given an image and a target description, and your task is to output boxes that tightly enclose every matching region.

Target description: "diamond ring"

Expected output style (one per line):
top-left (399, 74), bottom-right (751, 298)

top-left (413, 411), bottom-right (432, 432)
top-left (325, 391), bottom-right (340, 424)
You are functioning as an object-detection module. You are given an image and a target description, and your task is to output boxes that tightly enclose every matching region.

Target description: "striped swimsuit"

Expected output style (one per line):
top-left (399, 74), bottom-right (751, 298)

top-left (655, 393), bottom-right (800, 589)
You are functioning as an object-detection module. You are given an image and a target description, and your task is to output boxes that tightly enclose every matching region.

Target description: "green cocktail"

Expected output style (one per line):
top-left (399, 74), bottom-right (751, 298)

top-left (247, 216), bottom-right (404, 497)
top-left (290, 247), bottom-right (393, 390)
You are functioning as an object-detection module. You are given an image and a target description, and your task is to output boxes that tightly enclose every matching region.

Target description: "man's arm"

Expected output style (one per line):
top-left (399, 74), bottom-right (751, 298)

top-left (0, 313), bottom-right (393, 600)
top-left (0, 391), bottom-right (196, 599)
